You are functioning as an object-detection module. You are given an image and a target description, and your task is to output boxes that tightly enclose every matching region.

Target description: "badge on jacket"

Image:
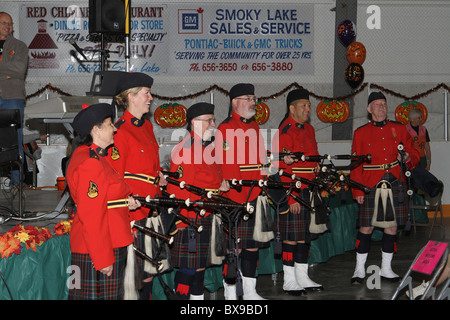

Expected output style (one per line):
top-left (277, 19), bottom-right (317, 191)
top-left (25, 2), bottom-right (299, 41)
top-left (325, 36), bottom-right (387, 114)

top-left (87, 181), bottom-right (99, 198)
top-left (223, 140), bottom-right (230, 151)
top-left (111, 146), bottom-right (120, 160)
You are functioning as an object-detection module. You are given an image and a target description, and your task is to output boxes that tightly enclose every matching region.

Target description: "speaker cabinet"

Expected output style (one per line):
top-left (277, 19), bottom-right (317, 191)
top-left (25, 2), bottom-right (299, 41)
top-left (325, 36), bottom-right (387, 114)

top-left (0, 110), bottom-right (19, 164)
top-left (89, 0), bottom-right (126, 34)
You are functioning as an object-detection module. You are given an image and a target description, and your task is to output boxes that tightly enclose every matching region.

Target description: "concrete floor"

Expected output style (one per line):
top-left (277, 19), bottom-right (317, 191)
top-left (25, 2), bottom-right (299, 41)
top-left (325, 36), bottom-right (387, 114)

top-left (0, 187), bottom-right (448, 301)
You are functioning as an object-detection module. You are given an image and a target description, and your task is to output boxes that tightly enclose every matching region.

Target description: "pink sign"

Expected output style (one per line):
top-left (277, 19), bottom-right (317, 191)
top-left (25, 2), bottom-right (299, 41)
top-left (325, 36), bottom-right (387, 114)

top-left (411, 241), bottom-right (448, 275)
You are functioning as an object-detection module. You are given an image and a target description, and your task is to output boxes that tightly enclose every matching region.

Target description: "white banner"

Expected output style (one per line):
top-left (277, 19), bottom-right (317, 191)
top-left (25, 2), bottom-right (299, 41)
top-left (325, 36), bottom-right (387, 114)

top-left (168, 4), bottom-right (314, 76)
top-left (20, 2), bottom-right (314, 77)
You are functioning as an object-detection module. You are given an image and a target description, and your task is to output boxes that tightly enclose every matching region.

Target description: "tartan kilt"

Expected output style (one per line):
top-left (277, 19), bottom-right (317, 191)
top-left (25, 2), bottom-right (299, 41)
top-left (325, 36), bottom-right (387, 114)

top-left (170, 214), bottom-right (213, 269)
top-left (274, 188), bottom-right (311, 242)
top-left (358, 173), bottom-right (408, 227)
top-left (68, 246), bottom-right (127, 300)
top-left (224, 201), bottom-right (271, 250)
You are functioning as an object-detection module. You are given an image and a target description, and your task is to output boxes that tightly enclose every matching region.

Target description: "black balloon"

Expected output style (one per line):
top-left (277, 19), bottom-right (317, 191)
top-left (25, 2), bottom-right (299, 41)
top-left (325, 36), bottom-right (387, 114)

top-left (337, 20), bottom-right (356, 47)
top-left (344, 63), bottom-right (364, 89)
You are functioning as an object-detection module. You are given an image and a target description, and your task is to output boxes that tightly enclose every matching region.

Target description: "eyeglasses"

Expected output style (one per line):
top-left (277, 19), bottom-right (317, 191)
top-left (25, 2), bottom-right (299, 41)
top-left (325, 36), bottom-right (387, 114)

top-left (234, 97), bottom-right (257, 102)
top-left (0, 21), bottom-right (13, 26)
top-left (195, 117), bottom-right (216, 124)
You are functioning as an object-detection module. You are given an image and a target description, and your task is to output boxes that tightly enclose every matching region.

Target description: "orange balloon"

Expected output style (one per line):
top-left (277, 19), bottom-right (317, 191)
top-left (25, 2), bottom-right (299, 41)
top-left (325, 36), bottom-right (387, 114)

top-left (347, 42), bottom-right (366, 65)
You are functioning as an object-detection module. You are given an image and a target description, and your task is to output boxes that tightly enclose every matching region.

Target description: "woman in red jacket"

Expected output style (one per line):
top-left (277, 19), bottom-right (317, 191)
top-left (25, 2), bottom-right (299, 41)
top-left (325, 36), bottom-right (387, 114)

top-left (109, 72), bottom-right (168, 300)
top-left (67, 103), bottom-right (141, 300)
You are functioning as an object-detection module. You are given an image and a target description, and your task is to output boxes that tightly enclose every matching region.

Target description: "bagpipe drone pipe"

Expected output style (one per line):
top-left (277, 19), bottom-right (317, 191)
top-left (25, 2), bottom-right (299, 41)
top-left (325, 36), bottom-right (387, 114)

top-left (397, 143), bottom-right (414, 198)
top-left (266, 151), bottom-right (371, 203)
top-left (396, 143), bottom-right (443, 232)
top-left (152, 174), bottom-right (258, 290)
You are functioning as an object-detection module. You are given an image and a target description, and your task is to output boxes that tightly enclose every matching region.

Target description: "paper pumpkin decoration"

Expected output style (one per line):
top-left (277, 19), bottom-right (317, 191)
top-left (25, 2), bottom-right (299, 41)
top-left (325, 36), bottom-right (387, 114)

top-left (317, 99), bottom-right (350, 123)
top-left (154, 103), bottom-right (187, 127)
top-left (254, 101), bottom-right (270, 124)
top-left (395, 101), bottom-right (428, 125)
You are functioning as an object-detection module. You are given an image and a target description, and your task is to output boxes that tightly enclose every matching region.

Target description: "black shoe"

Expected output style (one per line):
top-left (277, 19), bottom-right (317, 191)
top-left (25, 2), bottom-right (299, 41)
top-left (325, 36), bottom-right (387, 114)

top-left (283, 289), bottom-right (306, 296)
top-left (351, 277), bottom-right (364, 284)
top-left (381, 275), bottom-right (400, 283)
top-left (305, 285), bottom-right (324, 292)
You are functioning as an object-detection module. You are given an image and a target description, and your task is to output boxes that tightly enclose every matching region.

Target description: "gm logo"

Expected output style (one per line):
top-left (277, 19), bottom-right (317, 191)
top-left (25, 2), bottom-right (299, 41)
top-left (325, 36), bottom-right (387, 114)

top-left (178, 8), bottom-right (203, 34)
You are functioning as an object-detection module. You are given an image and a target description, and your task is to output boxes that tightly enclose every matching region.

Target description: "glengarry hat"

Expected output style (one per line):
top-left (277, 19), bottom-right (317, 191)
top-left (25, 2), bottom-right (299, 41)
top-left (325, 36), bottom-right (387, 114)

top-left (229, 83), bottom-right (255, 101)
top-left (73, 103), bottom-right (114, 137)
top-left (115, 72), bottom-right (154, 95)
top-left (187, 102), bottom-right (215, 123)
top-left (368, 91), bottom-right (386, 105)
top-left (286, 89), bottom-right (310, 107)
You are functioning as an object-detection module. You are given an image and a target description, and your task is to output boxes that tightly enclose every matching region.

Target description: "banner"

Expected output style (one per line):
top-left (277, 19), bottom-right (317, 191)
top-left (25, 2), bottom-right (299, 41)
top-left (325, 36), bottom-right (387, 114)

top-left (20, 2), bottom-right (314, 77)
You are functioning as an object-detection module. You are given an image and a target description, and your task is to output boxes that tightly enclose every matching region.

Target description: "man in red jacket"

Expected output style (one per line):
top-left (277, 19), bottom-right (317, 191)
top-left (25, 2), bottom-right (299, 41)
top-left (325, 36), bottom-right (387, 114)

top-left (166, 102), bottom-right (229, 300)
top-left (350, 91), bottom-right (419, 284)
top-left (272, 88), bottom-right (323, 295)
top-left (215, 83), bottom-right (269, 300)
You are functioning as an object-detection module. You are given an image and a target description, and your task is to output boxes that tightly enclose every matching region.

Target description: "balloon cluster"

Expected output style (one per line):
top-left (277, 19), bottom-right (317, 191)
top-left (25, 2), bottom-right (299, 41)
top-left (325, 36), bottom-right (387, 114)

top-left (337, 20), bottom-right (366, 89)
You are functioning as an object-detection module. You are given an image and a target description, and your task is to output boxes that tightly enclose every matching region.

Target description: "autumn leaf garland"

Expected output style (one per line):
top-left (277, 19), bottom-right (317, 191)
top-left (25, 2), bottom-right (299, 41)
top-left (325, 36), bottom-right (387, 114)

top-left (0, 220), bottom-right (72, 259)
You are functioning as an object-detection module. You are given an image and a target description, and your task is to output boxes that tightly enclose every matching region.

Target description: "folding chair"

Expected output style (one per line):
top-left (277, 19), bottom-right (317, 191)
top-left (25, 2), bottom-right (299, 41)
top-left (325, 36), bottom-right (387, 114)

top-left (410, 181), bottom-right (445, 239)
top-left (392, 241), bottom-right (448, 300)
top-left (436, 276), bottom-right (450, 300)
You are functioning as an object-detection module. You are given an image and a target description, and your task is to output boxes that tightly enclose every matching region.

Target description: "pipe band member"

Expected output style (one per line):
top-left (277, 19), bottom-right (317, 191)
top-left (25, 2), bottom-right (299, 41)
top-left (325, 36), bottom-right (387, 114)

top-left (350, 92), bottom-right (419, 284)
top-left (272, 88), bottom-right (324, 295)
top-left (108, 72), bottom-right (168, 300)
top-left (67, 103), bottom-right (141, 300)
top-left (165, 102), bottom-right (230, 300)
top-left (215, 83), bottom-right (271, 300)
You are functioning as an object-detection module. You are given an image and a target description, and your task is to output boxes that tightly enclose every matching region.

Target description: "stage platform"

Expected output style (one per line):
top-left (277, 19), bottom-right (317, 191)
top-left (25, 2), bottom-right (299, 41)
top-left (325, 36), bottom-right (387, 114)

top-left (0, 187), bottom-right (448, 300)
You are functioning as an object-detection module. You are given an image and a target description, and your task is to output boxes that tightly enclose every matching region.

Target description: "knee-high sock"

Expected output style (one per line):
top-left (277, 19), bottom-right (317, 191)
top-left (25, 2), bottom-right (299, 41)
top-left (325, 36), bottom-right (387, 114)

top-left (174, 268), bottom-right (195, 299)
top-left (241, 249), bottom-right (259, 278)
top-left (138, 280), bottom-right (153, 300)
top-left (282, 243), bottom-right (296, 267)
top-left (355, 232), bottom-right (371, 254)
top-left (191, 270), bottom-right (205, 296)
top-left (294, 243), bottom-right (309, 264)
top-left (382, 233), bottom-right (397, 253)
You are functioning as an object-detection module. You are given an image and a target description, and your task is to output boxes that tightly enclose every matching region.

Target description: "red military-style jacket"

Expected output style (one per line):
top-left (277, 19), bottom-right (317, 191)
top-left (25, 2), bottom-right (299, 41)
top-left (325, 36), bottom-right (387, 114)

top-left (107, 110), bottom-right (162, 221)
top-left (67, 144), bottom-right (133, 271)
top-left (272, 115), bottom-right (319, 205)
top-left (350, 119), bottom-right (420, 198)
top-left (215, 112), bottom-right (267, 204)
top-left (167, 132), bottom-right (223, 228)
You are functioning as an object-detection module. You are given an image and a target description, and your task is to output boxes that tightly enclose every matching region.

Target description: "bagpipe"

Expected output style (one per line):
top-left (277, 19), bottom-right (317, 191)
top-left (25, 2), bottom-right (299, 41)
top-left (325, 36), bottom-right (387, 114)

top-left (131, 221), bottom-right (174, 245)
top-left (396, 143), bottom-right (442, 232)
top-left (266, 151), bottom-right (372, 200)
top-left (148, 153), bottom-right (372, 239)
top-left (132, 175), bottom-right (256, 247)
top-left (397, 143), bottom-right (414, 197)
top-left (397, 142), bottom-right (442, 199)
